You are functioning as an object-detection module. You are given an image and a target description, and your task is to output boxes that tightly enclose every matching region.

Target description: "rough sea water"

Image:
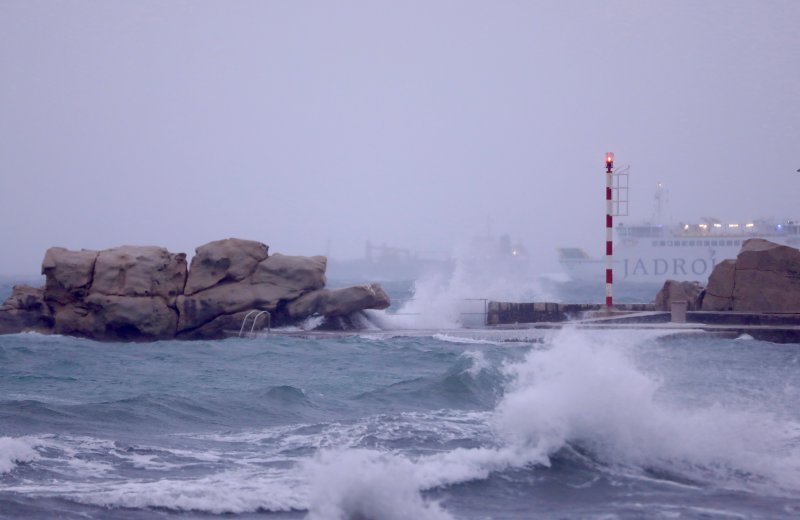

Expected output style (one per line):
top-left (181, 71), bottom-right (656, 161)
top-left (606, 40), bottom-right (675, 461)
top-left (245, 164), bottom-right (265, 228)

top-left (2, 277), bottom-right (800, 519)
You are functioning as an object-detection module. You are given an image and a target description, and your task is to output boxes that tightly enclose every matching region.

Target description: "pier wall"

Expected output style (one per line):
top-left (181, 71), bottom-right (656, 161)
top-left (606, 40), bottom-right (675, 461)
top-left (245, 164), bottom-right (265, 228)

top-left (486, 301), bottom-right (655, 325)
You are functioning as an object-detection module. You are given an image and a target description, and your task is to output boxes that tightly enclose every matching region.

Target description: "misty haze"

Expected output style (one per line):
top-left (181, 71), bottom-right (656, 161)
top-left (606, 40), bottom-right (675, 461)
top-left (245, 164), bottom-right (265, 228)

top-left (2, 1), bottom-right (798, 280)
top-left (1, 2), bottom-right (800, 519)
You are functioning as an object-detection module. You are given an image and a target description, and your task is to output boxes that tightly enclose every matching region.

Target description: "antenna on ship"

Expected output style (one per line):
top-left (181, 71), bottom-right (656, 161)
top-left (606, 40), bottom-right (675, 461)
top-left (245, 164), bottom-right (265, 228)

top-left (653, 183), bottom-right (669, 225)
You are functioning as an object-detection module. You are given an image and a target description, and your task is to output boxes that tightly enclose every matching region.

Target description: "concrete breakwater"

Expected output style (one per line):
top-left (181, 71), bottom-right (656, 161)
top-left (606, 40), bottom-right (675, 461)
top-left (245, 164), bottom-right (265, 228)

top-left (486, 301), bottom-right (656, 325)
top-left (484, 238), bottom-right (800, 343)
top-left (487, 301), bottom-right (800, 343)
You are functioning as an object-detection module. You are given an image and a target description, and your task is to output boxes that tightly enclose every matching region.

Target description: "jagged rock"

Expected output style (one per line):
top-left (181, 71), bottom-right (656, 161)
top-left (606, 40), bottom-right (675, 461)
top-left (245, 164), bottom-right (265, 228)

top-left (2, 284), bottom-right (48, 313)
top-left (701, 259), bottom-right (736, 311)
top-left (184, 238), bottom-right (268, 295)
top-left (654, 280), bottom-right (704, 311)
top-left (250, 254), bottom-right (326, 290)
top-left (287, 283), bottom-right (390, 320)
top-left (700, 239), bottom-right (800, 312)
top-left (54, 294), bottom-right (178, 341)
top-left (41, 247), bottom-right (98, 305)
top-left (177, 253), bottom-right (327, 332)
top-left (42, 245), bottom-right (186, 340)
top-left (732, 239), bottom-right (800, 312)
top-left (286, 289), bottom-right (326, 319)
top-left (324, 284), bottom-right (390, 316)
top-left (176, 309), bottom-right (271, 341)
top-left (91, 246), bottom-right (187, 302)
top-left (3, 239), bottom-right (388, 341)
top-left (176, 282), bottom-right (286, 332)
top-left (0, 285), bottom-right (53, 334)
top-left (50, 302), bottom-right (95, 338)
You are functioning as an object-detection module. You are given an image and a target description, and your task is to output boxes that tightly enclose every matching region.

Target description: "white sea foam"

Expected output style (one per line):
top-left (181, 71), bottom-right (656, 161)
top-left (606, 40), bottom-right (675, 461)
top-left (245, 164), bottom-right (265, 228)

top-left (5, 469), bottom-right (307, 514)
top-left (0, 436), bottom-right (39, 474)
top-left (460, 349), bottom-right (491, 376)
top-left (369, 241), bottom-right (554, 330)
top-left (305, 449), bottom-right (452, 520)
top-left (305, 327), bottom-right (800, 512)
top-left (493, 328), bottom-right (800, 493)
top-left (434, 333), bottom-right (500, 346)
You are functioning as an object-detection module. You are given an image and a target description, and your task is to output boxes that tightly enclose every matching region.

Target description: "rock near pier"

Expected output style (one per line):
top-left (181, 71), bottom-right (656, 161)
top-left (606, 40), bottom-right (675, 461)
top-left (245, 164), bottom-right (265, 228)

top-left (0, 238), bottom-right (391, 341)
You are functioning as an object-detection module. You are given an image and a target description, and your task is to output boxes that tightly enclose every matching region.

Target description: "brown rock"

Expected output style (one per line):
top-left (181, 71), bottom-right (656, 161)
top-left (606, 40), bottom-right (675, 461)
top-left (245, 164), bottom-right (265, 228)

top-left (701, 259), bottom-right (736, 311)
top-left (287, 283), bottom-right (391, 320)
top-left (51, 303), bottom-right (96, 338)
top-left (91, 246), bottom-right (187, 302)
top-left (176, 309), bottom-right (271, 340)
top-left (184, 238), bottom-right (269, 295)
top-left (286, 289), bottom-right (327, 320)
top-left (41, 247), bottom-right (98, 305)
top-left (732, 239), bottom-right (800, 312)
top-left (0, 285), bottom-right (53, 334)
top-left (83, 294), bottom-right (177, 341)
top-left (654, 280), bottom-right (704, 311)
top-left (737, 238), bottom-right (800, 272)
top-left (176, 282), bottom-right (286, 332)
top-left (700, 239), bottom-right (800, 312)
top-left (178, 253), bottom-right (327, 332)
top-left (250, 254), bottom-right (326, 290)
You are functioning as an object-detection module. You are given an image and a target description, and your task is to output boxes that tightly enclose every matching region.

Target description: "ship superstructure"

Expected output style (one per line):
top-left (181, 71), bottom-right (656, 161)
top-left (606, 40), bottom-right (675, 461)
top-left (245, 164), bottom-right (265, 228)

top-left (560, 184), bottom-right (799, 283)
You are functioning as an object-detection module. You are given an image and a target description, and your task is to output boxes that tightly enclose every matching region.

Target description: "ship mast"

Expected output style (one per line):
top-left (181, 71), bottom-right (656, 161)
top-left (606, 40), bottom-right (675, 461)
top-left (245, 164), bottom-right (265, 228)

top-left (653, 183), bottom-right (668, 225)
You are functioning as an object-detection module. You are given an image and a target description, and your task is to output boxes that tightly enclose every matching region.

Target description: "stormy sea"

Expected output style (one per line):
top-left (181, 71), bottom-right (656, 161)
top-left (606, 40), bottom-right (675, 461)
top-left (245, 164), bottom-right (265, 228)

top-left (2, 277), bottom-right (800, 519)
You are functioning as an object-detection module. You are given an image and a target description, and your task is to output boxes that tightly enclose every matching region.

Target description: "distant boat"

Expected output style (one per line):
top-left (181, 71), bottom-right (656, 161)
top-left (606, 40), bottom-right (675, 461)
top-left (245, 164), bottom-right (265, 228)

top-left (326, 241), bottom-right (454, 283)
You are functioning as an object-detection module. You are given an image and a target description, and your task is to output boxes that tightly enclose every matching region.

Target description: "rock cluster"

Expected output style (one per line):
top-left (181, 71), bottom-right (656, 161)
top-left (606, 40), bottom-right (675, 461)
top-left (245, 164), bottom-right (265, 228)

top-left (0, 238), bottom-right (390, 341)
top-left (702, 238), bottom-right (800, 312)
top-left (654, 238), bottom-right (800, 312)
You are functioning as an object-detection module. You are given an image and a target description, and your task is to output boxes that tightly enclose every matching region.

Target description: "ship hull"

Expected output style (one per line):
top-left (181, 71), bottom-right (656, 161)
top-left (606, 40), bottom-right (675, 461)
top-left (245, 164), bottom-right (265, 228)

top-left (561, 234), bottom-right (800, 284)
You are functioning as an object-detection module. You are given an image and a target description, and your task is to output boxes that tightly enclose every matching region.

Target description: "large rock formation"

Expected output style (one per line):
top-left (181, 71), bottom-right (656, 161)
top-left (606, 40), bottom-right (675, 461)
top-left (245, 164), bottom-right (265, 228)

top-left (0, 238), bottom-right (391, 341)
top-left (702, 239), bottom-right (800, 312)
top-left (41, 245), bottom-right (187, 341)
top-left (176, 250), bottom-right (328, 337)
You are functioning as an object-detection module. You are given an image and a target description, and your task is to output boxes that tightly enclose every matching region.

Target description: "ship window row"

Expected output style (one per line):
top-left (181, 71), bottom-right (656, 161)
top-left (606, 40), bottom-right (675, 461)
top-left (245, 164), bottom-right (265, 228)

top-left (651, 240), bottom-right (741, 247)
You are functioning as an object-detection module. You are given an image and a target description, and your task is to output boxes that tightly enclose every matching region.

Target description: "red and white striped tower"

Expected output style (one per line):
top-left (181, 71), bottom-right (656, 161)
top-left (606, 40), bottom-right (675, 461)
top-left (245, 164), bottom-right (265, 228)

top-left (605, 152), bottom-right (614, 307)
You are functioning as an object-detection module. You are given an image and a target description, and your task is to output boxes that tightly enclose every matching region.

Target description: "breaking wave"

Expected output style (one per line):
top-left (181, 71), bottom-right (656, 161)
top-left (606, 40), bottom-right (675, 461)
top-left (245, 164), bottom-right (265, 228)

top-left (0, 436), bottom-right (39, 474)
top-left (302, 328), bottom-right (800, 516)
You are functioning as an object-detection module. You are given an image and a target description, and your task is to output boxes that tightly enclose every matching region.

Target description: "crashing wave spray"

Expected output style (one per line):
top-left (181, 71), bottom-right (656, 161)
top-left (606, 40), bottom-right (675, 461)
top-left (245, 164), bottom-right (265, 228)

top-left (304, 328), bottom-right (800, 517)
top-left (369, 236), bottom-right (555, 329)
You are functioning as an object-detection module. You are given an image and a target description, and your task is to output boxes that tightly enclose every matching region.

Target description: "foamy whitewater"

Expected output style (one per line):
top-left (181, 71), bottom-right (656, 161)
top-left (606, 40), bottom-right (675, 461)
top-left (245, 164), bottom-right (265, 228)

top-left (2, 275), bottom-right (800, 519)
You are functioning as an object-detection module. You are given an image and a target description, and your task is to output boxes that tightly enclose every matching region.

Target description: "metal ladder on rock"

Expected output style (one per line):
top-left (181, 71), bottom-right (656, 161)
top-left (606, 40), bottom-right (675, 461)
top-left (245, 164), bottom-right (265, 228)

top-left (238, 310), bottom-right (271, 338)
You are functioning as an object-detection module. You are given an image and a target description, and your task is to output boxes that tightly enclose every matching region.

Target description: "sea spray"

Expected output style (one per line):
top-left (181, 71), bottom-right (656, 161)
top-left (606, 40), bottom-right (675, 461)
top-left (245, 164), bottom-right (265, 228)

top-left (0, 436), bottom-right (39, 474)
top-left (304, 327), bottom-right (800, 512)
top-left (305, 449), bottom-right (452, 520)
top-left (3, 325), bottom-right (800, 518)
top-left (494, 328), bottom-right (800, 493)
top-left (371, 241), bottom-right (554, 330)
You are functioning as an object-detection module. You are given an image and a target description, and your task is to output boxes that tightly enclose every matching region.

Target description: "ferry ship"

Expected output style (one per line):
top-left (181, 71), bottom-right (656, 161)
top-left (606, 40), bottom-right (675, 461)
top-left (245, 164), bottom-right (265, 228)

top-left (559, 187), bottom-right (800, 283)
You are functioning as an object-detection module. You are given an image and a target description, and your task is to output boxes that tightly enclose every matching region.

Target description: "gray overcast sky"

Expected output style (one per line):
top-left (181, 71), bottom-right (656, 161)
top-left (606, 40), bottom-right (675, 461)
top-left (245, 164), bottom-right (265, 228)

top-left (1, 0), bottom-right (798, 276)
